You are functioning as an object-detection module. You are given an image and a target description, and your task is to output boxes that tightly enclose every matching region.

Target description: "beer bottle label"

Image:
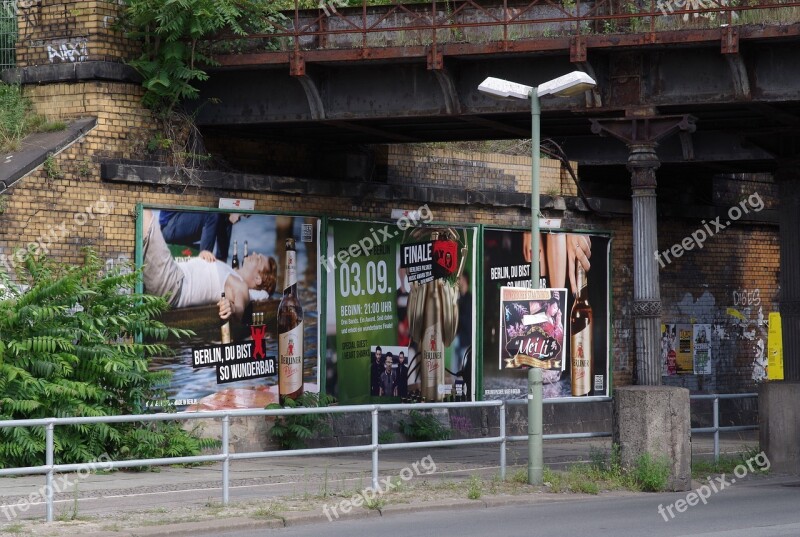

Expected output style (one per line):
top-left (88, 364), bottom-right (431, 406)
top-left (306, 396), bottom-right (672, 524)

top-left (421, 321), bottom-right (444, 401)
top-left (571, 327), bottom-right (592, 396)
top-left (285, 251), bottom-right (297, 291)
top-left (279, 321), bottom-right (303, 394)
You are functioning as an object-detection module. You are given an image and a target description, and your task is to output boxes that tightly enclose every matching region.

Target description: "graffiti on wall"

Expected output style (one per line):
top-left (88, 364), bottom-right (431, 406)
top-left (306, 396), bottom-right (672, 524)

top-left (46, 39), bottom-right (88, 63)
top-left (726, 289), bottom-right (768, 382)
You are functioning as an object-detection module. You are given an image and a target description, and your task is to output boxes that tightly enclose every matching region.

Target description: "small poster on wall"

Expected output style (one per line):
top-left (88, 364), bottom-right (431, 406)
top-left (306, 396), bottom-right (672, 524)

top-left (693, 324), bottom-right (712, 375)
top-left (676, 324), bottom-right (694, 375)
top-left (661, 323), bottom-right (678, 376)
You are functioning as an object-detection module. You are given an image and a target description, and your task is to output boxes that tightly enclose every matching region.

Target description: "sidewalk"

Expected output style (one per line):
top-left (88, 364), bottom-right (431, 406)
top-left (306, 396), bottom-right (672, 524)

top-left (0, 432), bottom-right (759, 535)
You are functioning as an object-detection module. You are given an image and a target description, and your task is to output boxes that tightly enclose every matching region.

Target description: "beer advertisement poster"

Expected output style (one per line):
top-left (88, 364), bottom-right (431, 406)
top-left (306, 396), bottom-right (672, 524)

top-left (482, 229), bottom-right (611, 399)
top-left (693, 324), bottom-right (712, 375)
top-left (137, 207), bottom-right (321, 410)
top-left (326, 219), bottom-right (476, 404)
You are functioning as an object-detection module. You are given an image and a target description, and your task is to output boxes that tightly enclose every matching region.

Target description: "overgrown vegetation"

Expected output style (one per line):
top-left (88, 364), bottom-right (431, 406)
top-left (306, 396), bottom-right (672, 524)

top-left (631, 453), bottom-right (671, 492)
top-left (536, 445), bottom-right (671, 494)
top-left (691, 446), bottom-right (769, 480)
top-left (398, 410), bottom-right (452, 442)
top-left (0, 249), bottom-right (212, 468)
top-left (267, 391), bottom-right (336, 450)
top-left (121, 0), bottom-right (286, 114)
top-left (0, 83), bottom-right (67, 153)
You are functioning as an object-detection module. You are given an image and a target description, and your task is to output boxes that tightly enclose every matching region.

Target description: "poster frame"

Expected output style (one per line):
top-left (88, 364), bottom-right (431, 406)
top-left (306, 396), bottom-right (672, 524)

top-left (325, 216), bottom-right (480, 403)
top-left (478, 224), bottom-right (615, 401)
top-left (134, 203), bottom-right (328, 399)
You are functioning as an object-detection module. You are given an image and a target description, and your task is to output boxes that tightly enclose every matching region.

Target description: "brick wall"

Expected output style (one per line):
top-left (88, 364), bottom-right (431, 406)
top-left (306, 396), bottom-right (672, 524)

top-left (3, 0), bottom-right (780, 400)
top-left (384, 145), bottom-right (578, 197)
top-left (16, 0), bottom-right (135, 67)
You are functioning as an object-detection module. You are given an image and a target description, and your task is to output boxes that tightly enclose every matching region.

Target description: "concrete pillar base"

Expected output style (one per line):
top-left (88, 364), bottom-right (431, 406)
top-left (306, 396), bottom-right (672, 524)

top-left (613, 386), bottom-right (691, 491)
top-left (759, 381), bottom-right (800, 474)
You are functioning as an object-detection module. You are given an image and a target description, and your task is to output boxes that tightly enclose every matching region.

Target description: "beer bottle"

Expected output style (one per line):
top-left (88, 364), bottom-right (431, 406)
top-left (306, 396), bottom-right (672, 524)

top-left (570, 265), bottom-right (593, 396)
top-left (243, 240), bottom-right (249, 258)
top-left (231, 240), bottom-right (240, 269)
top-left (220, 292), bottom-right (232, 344)
top-left (419, 232), bottom-right (445, 402)
top-left (278, 238), bottom-right (304, 404)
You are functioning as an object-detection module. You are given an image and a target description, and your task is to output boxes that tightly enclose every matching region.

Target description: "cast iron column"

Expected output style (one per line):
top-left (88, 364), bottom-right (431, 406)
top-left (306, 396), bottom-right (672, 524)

top-left (590, 114), bottom-right (695, 385)
top-left (777, 160), bottom-right (800, 381)
top-left (629, 144), bottom-right (663, 386)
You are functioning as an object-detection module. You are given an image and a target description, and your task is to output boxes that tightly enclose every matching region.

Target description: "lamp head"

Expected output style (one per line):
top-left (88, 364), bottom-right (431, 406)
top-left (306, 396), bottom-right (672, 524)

top-left (477, 77), bottom-right (533, 100)
top-left (478, 72), bottom-right (596, 100)
top-left (537, 71), bottom-right (596, 97)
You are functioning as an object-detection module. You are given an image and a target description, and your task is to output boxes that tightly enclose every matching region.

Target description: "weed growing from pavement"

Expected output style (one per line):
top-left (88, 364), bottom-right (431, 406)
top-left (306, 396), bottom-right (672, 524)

top-left (467, 476), bottom-right (483, 500)
top-left (0, 523), bottom-right (24, 534)
top-left (633, 454), bottom-right (671, 492)
top-left (252, 504), bottom-right (283, 520)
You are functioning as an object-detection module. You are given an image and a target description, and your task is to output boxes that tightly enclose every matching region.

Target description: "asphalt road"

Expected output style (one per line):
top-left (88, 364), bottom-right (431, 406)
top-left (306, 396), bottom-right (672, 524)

top-left (207, 475), bottom-right (800, 537)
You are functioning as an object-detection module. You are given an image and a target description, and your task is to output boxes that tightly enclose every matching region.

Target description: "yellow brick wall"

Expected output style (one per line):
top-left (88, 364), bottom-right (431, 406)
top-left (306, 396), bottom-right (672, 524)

top-left (16, 0), bottom-right (136, 68)
top-left (385, 145), bottom-right (578, 197)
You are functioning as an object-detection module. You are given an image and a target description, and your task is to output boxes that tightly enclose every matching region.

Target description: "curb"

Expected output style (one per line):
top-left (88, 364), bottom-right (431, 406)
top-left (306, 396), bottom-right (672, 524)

top-left (79, 493), bottom-right (612, 536)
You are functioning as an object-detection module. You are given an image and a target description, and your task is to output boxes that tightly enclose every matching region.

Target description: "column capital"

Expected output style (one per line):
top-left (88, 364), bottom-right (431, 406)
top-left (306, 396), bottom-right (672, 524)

top-left (628, 144), bottom-right (660, 190)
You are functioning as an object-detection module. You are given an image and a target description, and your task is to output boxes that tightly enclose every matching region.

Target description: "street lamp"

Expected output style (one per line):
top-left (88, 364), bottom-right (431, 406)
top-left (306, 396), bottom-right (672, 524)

top-left (478, 71), bottom-right (596, 289)
top-left (478, 71), bottom-right (596, 487)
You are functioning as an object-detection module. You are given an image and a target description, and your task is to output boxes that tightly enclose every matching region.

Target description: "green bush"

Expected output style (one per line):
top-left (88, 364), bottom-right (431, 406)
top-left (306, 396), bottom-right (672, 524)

top-left (0, 249), bottom-right (208, 468)
top-left (267, 391), bottom-right (336, 450)
top-left (398, 410), bottom-right (451, 442)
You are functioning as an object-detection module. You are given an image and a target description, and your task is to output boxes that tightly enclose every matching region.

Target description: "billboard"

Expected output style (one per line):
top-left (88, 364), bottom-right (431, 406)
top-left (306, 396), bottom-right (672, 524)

top-left (325, 218), bottom-right (476, 404)
top-left (482, 229), bottom-right (611, 399)
top-left (137, 207), bottom-right (321, 410)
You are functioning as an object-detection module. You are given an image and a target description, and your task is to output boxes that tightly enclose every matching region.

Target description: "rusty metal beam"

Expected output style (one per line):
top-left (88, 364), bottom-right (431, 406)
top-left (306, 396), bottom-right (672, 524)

top-left (213, 22), bottom-right (800, 68)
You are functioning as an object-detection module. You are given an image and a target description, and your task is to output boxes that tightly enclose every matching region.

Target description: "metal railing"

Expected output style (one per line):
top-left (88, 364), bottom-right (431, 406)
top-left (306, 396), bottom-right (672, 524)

top-left (690, 392), bottom-right (759, 462)
top-left (0, 393), bottom-right (758, 523)
top-left (213, 0), bottom-right (800, 59)
top-left (0, 0), bottom-right (16, 72)
top-left (0, 400), bottom-right (510, 523)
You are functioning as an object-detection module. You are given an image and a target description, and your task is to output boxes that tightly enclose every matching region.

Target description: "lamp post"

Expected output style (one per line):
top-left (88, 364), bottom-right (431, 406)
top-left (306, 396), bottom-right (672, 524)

top-left (478, 71), bottom-right (596, 486)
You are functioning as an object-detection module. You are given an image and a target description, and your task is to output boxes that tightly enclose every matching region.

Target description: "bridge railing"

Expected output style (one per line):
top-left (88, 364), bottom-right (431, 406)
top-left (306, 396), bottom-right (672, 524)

top-left (209, 0), bottom-right (800, 56)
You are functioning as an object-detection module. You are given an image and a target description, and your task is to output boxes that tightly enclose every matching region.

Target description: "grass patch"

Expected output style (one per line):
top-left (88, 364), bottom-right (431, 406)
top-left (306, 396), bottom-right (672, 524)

top-left (0, 83), bottom-right (69, 153)
top-left (252, 503), bottom-right (282, 519)
top-left (692, 456), bottom-right (742, 479)
top-left (692, 446), bottom-right (770, 479)
top-left (542, 445), bottom-right (670, 494)
top-left (38, 120), bottom-right (67, 133)
top-left (0, 523), bottom-right (25, 534)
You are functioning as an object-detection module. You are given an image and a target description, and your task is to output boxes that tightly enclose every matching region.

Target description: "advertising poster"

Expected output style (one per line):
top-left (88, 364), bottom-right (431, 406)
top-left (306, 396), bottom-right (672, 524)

top-left (767, 312), bottom-right (784, 380)
top-left (498, 287), bottom-right (567, 372)
top-left (676, 324), bottom-right (694, 375)
top-left (693, 324), bottom-right (712, 375)
top-left (661, 323), bottom-right (678, 376)
top-left (483, 229), bottom-right (610, 399)
top-left (326, 218), bottom-right (476, 404)
top-left (138, 207), bottom-right (321, 410)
